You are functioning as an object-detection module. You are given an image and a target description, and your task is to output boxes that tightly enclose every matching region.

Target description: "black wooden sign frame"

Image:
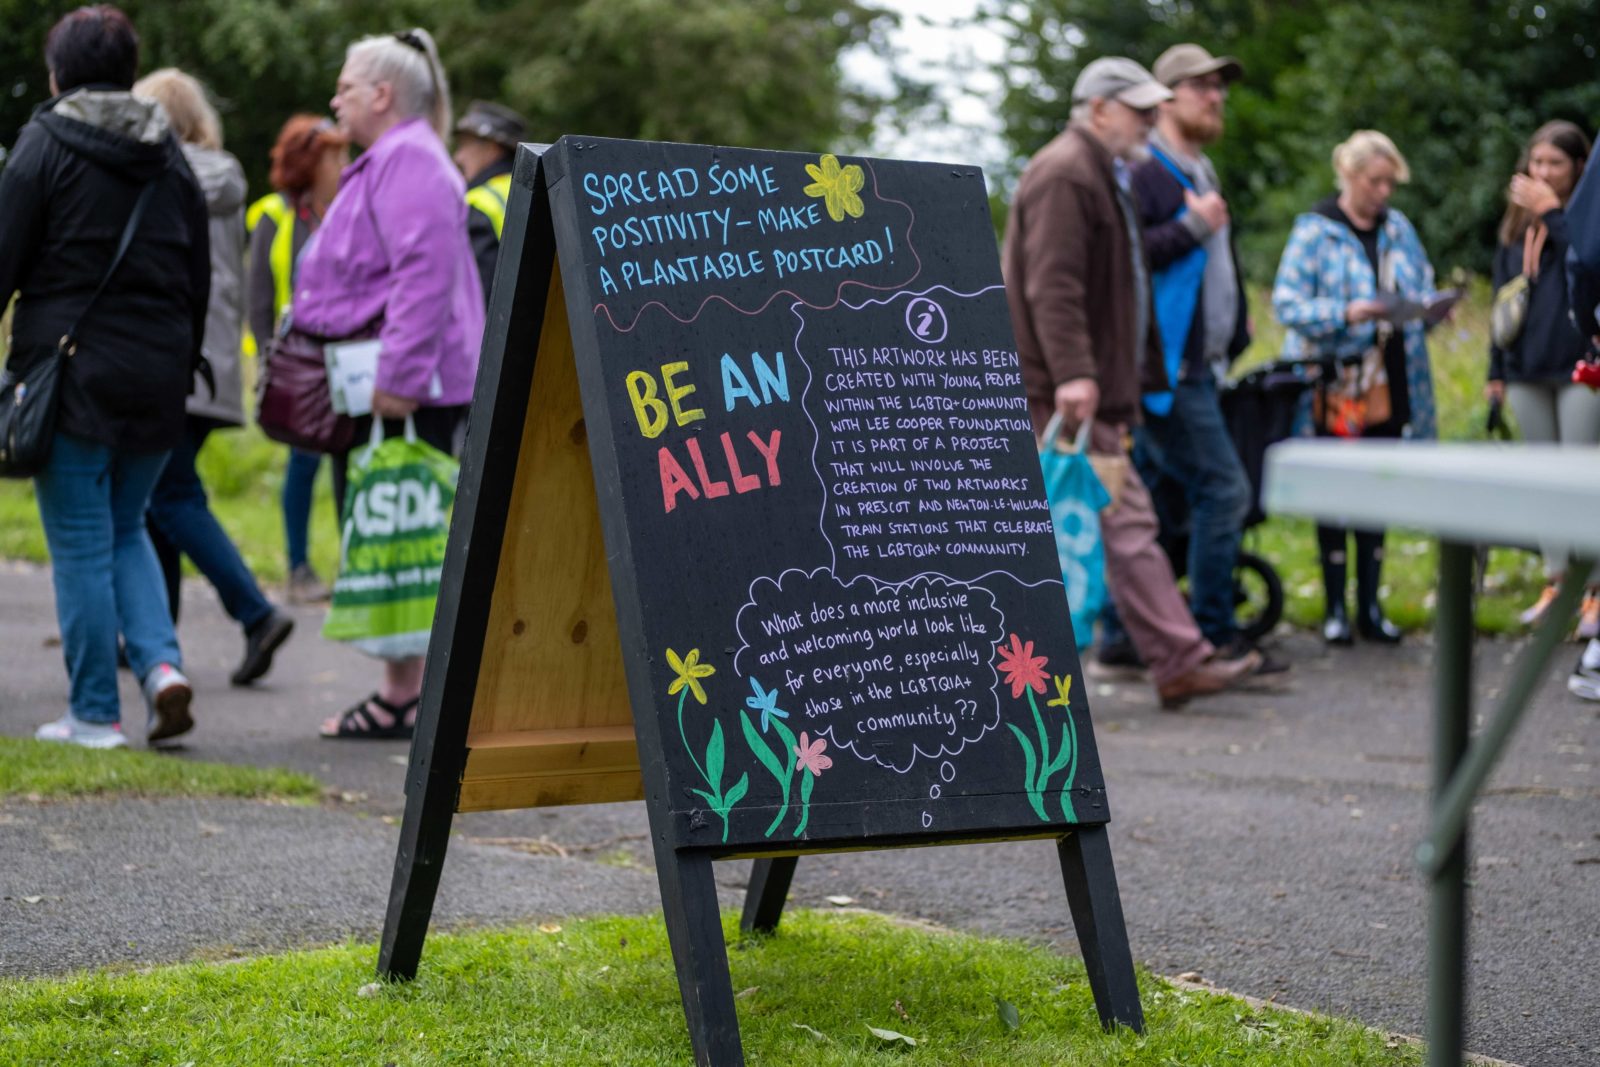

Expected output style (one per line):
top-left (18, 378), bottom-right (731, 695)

top-left (379, 140), bottom-right (1142, 1066)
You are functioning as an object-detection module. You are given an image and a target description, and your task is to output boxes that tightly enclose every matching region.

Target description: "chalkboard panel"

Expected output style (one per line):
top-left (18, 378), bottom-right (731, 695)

top-left (543, 137), bottom-right (1108, 853)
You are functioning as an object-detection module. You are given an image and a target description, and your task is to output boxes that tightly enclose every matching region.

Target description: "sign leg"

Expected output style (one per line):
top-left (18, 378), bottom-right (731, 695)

top-left (377, 730), bottom-right (462, 981)
top-left (1057, 827), bottom-right (1144, 1032)
top-left (740, 856), bottom-right (798, 934)
top-left (377, 145), bottom-right (553, 983)
top-left (659, 853), bottom-right (746, 1066)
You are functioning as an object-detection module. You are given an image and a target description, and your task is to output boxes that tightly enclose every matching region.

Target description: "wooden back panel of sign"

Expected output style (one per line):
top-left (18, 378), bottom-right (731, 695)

top-left (456, 262), bottom-right (644, 812)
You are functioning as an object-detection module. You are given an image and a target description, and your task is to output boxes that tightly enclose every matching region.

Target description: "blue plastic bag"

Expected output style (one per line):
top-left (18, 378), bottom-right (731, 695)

top-left (1038, 414), bottom-right (1112, 651)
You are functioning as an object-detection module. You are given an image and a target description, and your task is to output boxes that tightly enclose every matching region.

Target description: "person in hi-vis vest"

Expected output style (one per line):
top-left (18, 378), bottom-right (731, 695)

top-left (245, 114), bottom-right (349, 604)
top-left (452, 100), bottom-right (527, 305)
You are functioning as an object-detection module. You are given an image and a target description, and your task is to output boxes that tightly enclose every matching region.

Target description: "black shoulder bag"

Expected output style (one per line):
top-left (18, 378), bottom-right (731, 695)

top-left (0, 178), bottom-right (159, 478)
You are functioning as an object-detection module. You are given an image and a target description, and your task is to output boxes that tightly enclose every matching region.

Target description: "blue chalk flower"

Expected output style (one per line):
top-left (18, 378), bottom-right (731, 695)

top-left (744, 676), bottom-right (789, 733)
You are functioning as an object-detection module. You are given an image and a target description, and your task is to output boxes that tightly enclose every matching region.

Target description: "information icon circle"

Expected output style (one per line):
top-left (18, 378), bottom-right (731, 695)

top-left (904, 297), bottom-right (949, 344)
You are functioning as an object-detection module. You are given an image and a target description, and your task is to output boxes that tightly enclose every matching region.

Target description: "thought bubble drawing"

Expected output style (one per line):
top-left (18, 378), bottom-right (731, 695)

top-left (734, 566), bottom-right (1006, 772)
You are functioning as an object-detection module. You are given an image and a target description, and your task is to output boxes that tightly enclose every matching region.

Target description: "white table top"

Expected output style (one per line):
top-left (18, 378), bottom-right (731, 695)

top-left (1263, 440), bottom-right (1600, 553)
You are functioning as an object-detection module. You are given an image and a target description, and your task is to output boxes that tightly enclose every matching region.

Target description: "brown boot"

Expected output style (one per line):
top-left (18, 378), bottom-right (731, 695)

top-left (1157, 650), bottom-right (1262, 710)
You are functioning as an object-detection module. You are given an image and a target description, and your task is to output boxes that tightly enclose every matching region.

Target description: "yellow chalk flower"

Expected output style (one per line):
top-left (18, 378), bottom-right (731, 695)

top-left (803, 153), bottom-right (865, 222)
top-left (666, 647), bottom-right (716, 705)
top-left (1047, 674), bottom-right (1073, 710)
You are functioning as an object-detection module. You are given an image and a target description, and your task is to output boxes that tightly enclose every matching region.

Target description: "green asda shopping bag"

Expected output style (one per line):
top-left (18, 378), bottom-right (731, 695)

top-left (323, 417), bottom-right (458, 659)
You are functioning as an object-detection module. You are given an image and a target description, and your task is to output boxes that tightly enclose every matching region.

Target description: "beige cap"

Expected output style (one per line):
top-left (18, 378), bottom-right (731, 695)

top-left (1152, 43), bottom-right (1243, 87)
top-left (1071, 57), bottom-right (1173, 110)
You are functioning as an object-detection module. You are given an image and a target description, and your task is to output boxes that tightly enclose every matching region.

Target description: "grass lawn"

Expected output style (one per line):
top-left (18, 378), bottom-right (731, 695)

top-left (0, 285), bottom-right (1556, 634)
top-left (0, 736), bottom-right (321, 801)
top-left (0, 910), bottom-right (1422, 1066)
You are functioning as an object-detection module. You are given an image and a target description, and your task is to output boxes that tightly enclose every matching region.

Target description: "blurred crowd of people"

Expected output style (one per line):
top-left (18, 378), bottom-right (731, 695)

top-left (1004, 43), bottom-right (1600, 709)
top-left (5, 6), bottom-right (1597, 751)
top-left (1, 5), bottom-right (526, 748)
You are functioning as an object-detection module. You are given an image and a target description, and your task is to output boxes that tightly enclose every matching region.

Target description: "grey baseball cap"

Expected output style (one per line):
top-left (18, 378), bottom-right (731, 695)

top-left (1152, 43), bottom-right (1244, 87)
top-left (453, 100), bottom-right (528, 150)
top-left (1071, 57), bottom-right (1174, 109)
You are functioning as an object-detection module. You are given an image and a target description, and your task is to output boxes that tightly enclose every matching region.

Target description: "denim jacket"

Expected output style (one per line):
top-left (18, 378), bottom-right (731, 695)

top-left (1271, 205), bottom-right (1437, 439)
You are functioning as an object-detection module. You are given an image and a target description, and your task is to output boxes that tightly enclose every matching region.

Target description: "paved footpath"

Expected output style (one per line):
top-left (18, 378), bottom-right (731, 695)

top-left (1, 561), bottom-right (1596, 1066)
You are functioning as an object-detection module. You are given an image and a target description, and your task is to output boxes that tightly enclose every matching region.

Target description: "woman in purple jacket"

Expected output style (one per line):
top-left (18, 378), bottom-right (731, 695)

top-left (296, 28), bottom-right (484, 738)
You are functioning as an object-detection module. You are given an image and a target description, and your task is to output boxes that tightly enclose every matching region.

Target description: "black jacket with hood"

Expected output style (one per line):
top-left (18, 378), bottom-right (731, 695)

top-left (1488, 208), bottom-right (1586, 383)
top-left (0, 86), bottom-right (210, 453)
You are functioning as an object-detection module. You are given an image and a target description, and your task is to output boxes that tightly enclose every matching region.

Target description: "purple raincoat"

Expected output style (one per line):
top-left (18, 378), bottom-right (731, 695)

top-left (293, 117), bottom-right (483, 406)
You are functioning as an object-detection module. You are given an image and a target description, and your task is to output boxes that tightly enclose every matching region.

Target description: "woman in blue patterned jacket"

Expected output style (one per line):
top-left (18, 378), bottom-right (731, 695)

top-left (1271, 130), bottom-right (1439, 646)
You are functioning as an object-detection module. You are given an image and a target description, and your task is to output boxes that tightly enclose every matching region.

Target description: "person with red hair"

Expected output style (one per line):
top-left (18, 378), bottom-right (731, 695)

top-left (245, 114), bottom-right (350, 605)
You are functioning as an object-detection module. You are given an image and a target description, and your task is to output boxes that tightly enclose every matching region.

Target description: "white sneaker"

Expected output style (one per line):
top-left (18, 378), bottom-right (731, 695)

top-left (142, 663), bottom-right (194, 744)
top-left (35, 714), bottom-right (129, 749)
top-left (1568, 664), bottom-right (1600, 703)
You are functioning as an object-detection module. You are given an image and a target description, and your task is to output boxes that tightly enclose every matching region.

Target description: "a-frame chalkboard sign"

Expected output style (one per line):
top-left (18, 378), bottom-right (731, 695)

top-left (379, 136), bottom-right (1142, 1065)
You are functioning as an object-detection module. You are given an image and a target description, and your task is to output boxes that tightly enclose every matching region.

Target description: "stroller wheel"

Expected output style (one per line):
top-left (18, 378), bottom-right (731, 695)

top-left (1233, 550), bottom-right (1284, 643)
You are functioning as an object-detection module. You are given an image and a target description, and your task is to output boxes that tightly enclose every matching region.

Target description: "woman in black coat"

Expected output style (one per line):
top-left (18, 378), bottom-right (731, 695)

top-left (0, 5), bottom-right (210, 748)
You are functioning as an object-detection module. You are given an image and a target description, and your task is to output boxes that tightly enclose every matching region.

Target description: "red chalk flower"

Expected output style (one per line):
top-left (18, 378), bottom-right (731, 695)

top-left (996, 633), bottom-right (1048, 699)
top-left (794, 732), bottom-right (832, 777)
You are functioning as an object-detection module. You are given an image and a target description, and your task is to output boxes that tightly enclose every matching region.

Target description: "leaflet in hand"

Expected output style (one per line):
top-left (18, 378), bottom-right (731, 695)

top-left (325, 339), bottom-right (380, 416)
top-left (1377, 288), bottom-right (1463, 326)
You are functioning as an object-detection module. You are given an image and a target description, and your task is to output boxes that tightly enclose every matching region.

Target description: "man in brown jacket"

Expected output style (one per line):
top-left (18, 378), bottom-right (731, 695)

top-left (1003, 57), bottom-right (1259, 708)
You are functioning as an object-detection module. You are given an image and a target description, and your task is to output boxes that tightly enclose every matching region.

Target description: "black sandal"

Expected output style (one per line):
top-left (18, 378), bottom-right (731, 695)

top-left (320, 693), bottom-right (418, 740)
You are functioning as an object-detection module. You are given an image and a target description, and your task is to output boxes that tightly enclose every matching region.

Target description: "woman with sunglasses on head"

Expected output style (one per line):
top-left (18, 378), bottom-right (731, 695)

top-left (247, 114), bottom-right (351, 606)
top-left (292, 28), bottom-right (483, 739)
top-left (1485, 121), bottom-right (1599, 637)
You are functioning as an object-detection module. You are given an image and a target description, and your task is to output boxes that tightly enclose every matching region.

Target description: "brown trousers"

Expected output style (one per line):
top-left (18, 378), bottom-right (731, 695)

top-left (1091, 421), bottom-right (1213, 686)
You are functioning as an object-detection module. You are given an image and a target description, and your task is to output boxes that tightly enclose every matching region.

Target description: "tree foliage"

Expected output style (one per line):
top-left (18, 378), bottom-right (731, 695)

top-left (442, 0), bottom-right (893, 150)
top-left (0, 0), bottom-right (899, 196)
top-left (986, 0), bottom-right (1600, 277)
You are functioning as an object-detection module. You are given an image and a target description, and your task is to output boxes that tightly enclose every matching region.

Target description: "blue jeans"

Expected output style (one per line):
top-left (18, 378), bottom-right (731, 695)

top-left (1138, 376), bottom-right (1252, 647)
top-left (282, 448), bottom-right (323, 570)
top-left (146, 420), bottom-right (274, 632)
top-left (34, 434), bottom-right (181, 724)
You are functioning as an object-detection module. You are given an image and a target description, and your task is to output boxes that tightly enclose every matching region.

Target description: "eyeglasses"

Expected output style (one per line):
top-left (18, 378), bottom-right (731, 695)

top-left (393, 29), bottom-right (426, 53)
top-left (1179, 77), bottom-right (1229, 97)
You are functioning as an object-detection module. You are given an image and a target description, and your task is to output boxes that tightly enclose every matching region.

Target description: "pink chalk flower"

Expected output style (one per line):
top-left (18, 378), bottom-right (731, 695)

top-left (794, 732), bottom-right (832, 777)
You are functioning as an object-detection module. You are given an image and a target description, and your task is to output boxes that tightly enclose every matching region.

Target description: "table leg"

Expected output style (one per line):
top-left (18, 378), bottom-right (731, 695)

top-left (1427, 541), bottom-right (1473, 1067)
top-left (1418, 563), bottom-right (1589, 875)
